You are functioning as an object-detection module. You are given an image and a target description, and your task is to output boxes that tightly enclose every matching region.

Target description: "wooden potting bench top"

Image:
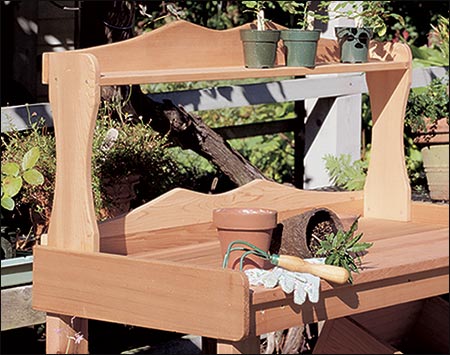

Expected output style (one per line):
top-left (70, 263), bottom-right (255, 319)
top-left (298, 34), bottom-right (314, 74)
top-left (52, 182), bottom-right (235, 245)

top-left (32, 21), bottom-right (449, 354)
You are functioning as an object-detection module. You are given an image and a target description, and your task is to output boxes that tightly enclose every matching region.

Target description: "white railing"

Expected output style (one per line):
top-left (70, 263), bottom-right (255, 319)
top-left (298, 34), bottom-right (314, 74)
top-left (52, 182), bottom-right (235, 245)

top-left (2, 66), bottom-right (447, 133)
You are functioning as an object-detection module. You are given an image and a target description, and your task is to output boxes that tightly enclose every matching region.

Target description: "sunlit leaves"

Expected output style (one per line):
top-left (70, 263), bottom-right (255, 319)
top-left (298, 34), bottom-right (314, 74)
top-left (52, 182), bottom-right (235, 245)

top-left (315, 216), bottom-right (373, 284)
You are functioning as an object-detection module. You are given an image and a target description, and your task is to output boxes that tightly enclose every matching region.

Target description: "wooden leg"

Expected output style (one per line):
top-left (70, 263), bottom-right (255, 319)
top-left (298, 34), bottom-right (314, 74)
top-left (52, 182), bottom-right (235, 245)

top-left (46, 314), bottom-right (88, 354)
top-left (202, 337), bottom-right (217, 354)
top-left (42, 51), bottom-right (99, 355)
top-left (216, 336), bottom-right (260, 354)
top-left (364, 68), bottom-right (412, 221)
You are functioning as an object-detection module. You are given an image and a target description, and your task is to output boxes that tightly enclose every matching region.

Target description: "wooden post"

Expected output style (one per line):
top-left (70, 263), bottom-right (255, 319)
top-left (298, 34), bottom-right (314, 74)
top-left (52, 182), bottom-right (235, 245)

top-left (363, 43), bottom-right (412, 221)
top-left (44, 52), bottom-right (100, 354)
top-left (217, 336), bottom-right (260, 354)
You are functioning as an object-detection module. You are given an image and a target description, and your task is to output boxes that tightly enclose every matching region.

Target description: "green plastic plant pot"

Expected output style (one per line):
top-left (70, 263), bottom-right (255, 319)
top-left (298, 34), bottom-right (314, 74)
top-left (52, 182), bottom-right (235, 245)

top-left (240, 29), bottom-right (281, 69)
top-left (335, 27), bottom-right (373, 63)
top-left (280, 29), bottom-right (320, 68)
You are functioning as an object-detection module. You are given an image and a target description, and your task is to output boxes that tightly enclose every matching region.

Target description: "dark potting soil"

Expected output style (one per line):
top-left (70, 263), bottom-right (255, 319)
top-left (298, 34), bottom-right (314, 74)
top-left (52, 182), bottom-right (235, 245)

top-left (307, 219), bottom-right (336, 256)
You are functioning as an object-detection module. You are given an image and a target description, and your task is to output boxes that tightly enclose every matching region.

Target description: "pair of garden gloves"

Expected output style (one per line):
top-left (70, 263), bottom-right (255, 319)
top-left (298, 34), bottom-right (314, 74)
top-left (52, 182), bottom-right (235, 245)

top-left (244, 258), bottom-right (324, 305)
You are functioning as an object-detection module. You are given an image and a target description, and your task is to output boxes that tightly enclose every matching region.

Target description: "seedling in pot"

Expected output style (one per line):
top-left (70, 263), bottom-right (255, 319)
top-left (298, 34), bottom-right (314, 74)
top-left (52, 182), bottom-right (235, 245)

top-left (331, 1), bottom-right (404, 37)
top-left (279, 1), bottom-right (330, 30)
top-left (242, 1), bottom-right (276, 31)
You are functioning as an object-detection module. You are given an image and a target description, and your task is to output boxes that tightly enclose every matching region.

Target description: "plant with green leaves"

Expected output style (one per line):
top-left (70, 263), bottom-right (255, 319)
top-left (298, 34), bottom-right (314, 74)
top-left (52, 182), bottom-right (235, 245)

top-left (323, 153), bottom-right (368, 191)
top-left (241, 1), bottom-right (276, 31)
top-left (410, 14), bottom-right (448, 68)
top-left (1, 147), bottom-right (44, 211)
top-left (278, 1), bottom-right (330, 30)
top-left (331, 1), bottom-right (404, 37)
top-left (405, 75), bottom-right (449, 133)
top-left (315, 216), bottom-right (373, 284)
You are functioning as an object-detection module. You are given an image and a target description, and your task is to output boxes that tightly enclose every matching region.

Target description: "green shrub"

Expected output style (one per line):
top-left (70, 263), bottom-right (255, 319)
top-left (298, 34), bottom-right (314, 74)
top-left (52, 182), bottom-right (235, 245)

top-left (405, 76), bottom-right (449, 133)
top-left (1, 107), bottom-right (209, 247)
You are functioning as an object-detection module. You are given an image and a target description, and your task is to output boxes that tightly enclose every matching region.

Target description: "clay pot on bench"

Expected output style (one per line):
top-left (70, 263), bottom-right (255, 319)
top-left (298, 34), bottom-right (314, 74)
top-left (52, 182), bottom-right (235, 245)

top-left (213, 207), bottom-right (277, 270)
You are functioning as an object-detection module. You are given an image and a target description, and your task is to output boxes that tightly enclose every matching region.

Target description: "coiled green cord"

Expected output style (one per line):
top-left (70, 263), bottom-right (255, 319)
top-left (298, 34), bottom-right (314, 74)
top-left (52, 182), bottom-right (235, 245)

top-left (222, 240), bottom-right (279, 270)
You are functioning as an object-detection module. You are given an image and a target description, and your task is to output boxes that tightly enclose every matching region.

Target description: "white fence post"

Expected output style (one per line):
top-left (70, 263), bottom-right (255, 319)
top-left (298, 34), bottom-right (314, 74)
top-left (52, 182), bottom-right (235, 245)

top-left (303, 1), bottom-right (362, 189)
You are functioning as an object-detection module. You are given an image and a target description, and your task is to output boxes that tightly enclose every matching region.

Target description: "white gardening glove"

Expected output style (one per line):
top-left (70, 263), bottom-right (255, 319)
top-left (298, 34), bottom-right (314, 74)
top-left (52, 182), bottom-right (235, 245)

top-left (244, 258), bottom-right (325, 305)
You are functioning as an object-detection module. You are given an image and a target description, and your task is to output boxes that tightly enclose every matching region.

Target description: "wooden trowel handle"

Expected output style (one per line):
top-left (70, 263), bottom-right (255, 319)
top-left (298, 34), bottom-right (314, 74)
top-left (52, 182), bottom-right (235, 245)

top-left (276, 255), bottom-right (350, 284)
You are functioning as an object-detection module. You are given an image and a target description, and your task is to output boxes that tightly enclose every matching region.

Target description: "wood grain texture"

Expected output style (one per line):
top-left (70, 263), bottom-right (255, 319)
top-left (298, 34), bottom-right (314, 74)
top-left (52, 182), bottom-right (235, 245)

top-left (349, 300), bottom-right (426, 349)
top-left (364, 43), bottom-right (413, 221)
top-left (252, 268), bottom-right (448, 335)
top-left (313, 317), bottom-right (399, 354)
top-left (44, 52), bottom-right (101, 354)
top-left (97, 61), bottom-right (410, 86)
top-left (42, 21), bottom-right (410, 86)
top-left (32, 246), bottom-right (250, 342)
top-left (46, 52), bottom-right (100, 252)
top-left (98, 179), bottom-right (362, 239)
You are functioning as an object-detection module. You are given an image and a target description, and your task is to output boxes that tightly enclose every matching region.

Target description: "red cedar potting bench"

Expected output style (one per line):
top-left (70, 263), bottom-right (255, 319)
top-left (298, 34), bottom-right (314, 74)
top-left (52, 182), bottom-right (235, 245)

top-left (32, 21), bottom-right (449, 354)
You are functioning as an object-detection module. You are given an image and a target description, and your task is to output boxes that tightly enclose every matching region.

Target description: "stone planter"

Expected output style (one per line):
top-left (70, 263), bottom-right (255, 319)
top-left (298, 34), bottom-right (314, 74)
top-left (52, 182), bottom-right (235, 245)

top-left (212, 207), bottom-right (277, 270)
top-left (414, 118), bottom-right (449, 201)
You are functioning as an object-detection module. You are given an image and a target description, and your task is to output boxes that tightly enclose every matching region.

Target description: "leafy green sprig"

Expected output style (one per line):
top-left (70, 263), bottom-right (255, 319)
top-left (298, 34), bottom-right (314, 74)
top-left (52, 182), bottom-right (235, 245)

top-left (315, 216), bottom-right (373, 284)
top-left (242, 1), bottom-right (276, 31)
top-left (405, 75), bottom-right (449, 133)
top-left (331, 1), bottom-right (404, 37)
top-left (279, 1), bottom-right (330, 30)
top-left (323, 153), bottom-right (368, 191)
top-left (1, 147), bottom-right (44, 211)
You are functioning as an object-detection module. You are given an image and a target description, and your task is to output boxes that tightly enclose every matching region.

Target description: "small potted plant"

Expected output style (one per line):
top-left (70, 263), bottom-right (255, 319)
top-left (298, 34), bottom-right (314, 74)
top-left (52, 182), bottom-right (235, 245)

top-left (278, 1), bottom-right (330, 67)
top-left (331, 1), bottom-right (404, 63)
top-left (240, 1), bottom-right (281, 68)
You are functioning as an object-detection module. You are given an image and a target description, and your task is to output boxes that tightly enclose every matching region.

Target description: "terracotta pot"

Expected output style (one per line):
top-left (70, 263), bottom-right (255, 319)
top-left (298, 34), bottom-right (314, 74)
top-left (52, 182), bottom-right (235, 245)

top-left (413, 118), bottom-right (449, 145)
top-left (212, 207), bottom-right (277, 270)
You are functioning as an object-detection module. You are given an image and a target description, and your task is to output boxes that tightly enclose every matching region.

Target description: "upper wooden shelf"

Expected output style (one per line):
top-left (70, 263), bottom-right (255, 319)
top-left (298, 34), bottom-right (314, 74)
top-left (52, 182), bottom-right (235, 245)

top-left (42, 20), bottom-right (411, 86)
top-left (99, 60), bottom-right (410, 86)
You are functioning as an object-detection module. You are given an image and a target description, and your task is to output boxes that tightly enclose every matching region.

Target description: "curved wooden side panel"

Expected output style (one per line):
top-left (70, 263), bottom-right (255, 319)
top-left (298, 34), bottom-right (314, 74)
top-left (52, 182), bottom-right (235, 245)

top-left (369, 41), bottom-right (411, 62)
top-left (98, 179), bottom-right (362, 239)
top-left (364, 42), bottom-right (412, 221)
top-left (47, 53), bottom-right (100, 252)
